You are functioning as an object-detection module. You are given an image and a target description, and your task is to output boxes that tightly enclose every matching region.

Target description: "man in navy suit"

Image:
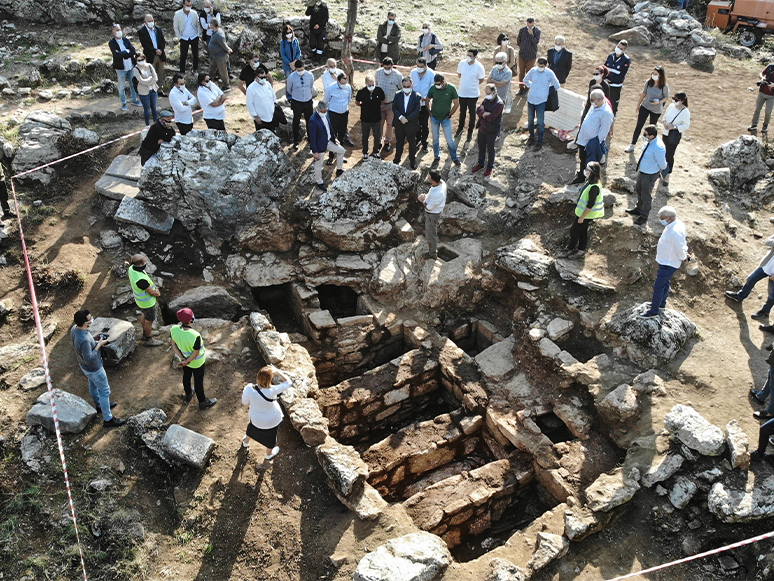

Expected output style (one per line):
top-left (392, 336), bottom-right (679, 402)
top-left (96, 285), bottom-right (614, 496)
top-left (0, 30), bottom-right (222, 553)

top-left (138, 14), bottom-right (167, 96)
top-left (547, 35), bottom-right (572, 86)
top-left (309, 100), bottom-right (346, 194)
top-left (392, 76), bottom-right (422, 169)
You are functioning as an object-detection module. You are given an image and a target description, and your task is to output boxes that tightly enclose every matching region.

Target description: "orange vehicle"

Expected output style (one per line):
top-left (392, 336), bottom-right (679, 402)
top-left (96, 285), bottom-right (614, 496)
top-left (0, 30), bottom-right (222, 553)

top-left (706, 0), bottom-right (774, 46)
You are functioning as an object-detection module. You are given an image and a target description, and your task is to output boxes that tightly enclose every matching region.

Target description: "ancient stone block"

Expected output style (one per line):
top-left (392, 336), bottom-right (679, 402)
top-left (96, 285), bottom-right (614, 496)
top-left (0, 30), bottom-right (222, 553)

top-left (27, 389), bottom-right (96, 434)
top-left (161, 424), bottom-right (215, 469)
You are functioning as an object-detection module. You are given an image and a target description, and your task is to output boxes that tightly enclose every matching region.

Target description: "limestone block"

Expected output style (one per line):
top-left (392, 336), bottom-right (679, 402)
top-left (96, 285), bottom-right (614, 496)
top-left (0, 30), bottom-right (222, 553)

top-left (316, 437), bottom-right (369, 497)
top-left (161, 424), bottom-right (215, 469)
top-left (527, 532), bottom-right (570, 574)
top-left (708, 477), bottom-right (774, 523)
top-left (640, 453), bottom-right (684, 488)
top-left (95, 175), bottom-right (140, 201)
top-left (288, 398), bottom-right (329, 446)
top-left (475, 335), bottom-right (517, 382)
top-left (114, 196), bottom-right (174, 234)
top-left (27, 389), bottom-right (97, 434)
top-left (669, 476), bottom-right (697, 509)
top-left (90, 317), bottom-right (137, 367)
top-left (353, 532), bottom-right (451, 581)
top-left (725, 420), bottom-right (750, 469)
top-left (664, 404), bottom-right (725, 456)
top-left (104, 154), bottom-right (142, 181)
top-left (19, 367), bottom-right (46, 391)
top-left (168, 286), bottom-right (241, 320)
top-left (584, 467), bottom-right (641, 512)
top-left (547, 318), bottom-right (574, 341)
top-left (255, 330), bottom-right (291, 364)
top-left (597, 384), bottom-right (639, 423)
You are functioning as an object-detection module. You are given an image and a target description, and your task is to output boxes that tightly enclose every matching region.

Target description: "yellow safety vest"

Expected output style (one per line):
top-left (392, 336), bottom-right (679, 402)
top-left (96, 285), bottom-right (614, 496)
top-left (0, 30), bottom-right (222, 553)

top-left (128, 266), bottom-right (157, 309)
top-left (170, 325), bottom-right (206, 369)
top-left (575, 183), bottom-right (605, 220)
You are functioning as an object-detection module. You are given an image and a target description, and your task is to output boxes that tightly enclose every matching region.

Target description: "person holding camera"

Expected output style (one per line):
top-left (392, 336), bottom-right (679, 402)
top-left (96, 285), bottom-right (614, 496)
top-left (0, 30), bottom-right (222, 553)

top-left (750, 62), bottom-right (774, 134)
top-left (71, 310), bottom-right (125, 428)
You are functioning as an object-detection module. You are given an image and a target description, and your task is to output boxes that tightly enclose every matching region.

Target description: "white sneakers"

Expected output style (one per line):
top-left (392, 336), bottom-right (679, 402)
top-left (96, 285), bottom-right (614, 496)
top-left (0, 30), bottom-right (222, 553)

top-left (624, 144), bottom-right (635, 153)
top-left (265, 446), bottom-right (280, 460)
top-left (240, 438), bottom-right (279, 461)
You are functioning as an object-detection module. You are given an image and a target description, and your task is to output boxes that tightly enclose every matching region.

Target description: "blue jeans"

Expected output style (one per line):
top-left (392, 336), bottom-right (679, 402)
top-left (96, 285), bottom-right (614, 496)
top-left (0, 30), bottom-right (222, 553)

top-left (677, 0), bottom-right (689, 8)
top-left (116, 69), bottom-right (138, 106)
top-left (737, 267), bottom-right (769, 300)
top-left (647, 264), bottom-right (678, 315)
top-left (139, 90), bottom-right (158, 126)
top-left (528, 102), bottom-right (546, 144)
top-left (754, 367), bottom-right (774, 415)
top-left (430, 116), bottom-right (459, 161)
top-left (82, 367), bottom-right (112, 421)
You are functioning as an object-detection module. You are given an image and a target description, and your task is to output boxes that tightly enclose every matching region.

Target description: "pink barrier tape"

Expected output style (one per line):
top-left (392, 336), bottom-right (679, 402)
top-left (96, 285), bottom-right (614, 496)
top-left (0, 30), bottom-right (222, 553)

top-left (604, 529), bottom-right (774, 581)
top-left (8, 179), bottom-right (89, 581)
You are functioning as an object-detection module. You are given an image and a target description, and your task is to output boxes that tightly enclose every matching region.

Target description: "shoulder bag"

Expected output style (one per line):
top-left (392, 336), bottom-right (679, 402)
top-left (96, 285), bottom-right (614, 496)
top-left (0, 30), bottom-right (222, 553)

top-left (666, 108), bottom-right (685, 145)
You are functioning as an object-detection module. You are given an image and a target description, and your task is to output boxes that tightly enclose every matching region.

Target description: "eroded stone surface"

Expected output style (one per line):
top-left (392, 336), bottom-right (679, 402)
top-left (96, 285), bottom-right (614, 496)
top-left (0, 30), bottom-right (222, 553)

top-left (353, 532), bottom-right (451, 581)
top-left (316, 437), bottom-right (369, 498)
top-left (664, 404), bottom-right (725, 456)
top-left (26, 389), bottom-right (96, 434)
top-left (584, 467), bottom-right (641, 512)
top-left (161, 424), bottom-right (215, 469)
top-left (708, 477), bottom-right (774, 523)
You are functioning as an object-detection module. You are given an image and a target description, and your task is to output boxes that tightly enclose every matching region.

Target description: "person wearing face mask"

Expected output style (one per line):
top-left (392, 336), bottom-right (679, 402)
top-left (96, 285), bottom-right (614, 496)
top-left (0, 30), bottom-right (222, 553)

top-left (571, 89), bottom-right (614, 184)
top-left (516, 17), bottom-right (541, 94)
top-left (238, 52), bottom-right (261, 94)
top-left (660, 92), bottom-right (690, 186)
top-left (356, 74), bottom-right (386, 159)
top-left (376, 57), bottom-right (404, 152)
top-left (286, 60), bottom-right (315, 150)
top-left (170, 308), bottom-right (217, 410)
top-left (197, 72), bottom-right (227, 130)
top-left (173, 0), bottom-right (202, 75)
top-left (547, 35), bottom-right (572, 87)
top-left (488, 52), bottom-right (513, 115)
top-left (472, 83), bottom-right (504, 177)
top-left (426, 74), bottom-right (461, 166)
top-left (108, 24), bottom-right (141, 112)
top-left (169, 73), bottom-right (197, 135)
top-left (246, 65), bottom-right (278, 133)
top-left (626, 125), bottom-right (667, 226)
top-left (750, 60), bottom-right (774, 134)
top-left (322, 58), bottom-right (344, 89)
top-left (456, 49), bottom-right (486, 141)
top-left (377, 11), bottom-right (402, 64)
top-left (604, 40), bottom-right (630, 117)
top-left (139, 110), bottom-right (175, 165)
top-left (625, 66), bottom-right (669, 153)
top-left (127, 254), bottom-right (163, 345)
top-left (392, 76), bottom-right (422, 169)
top-left (494, 34), bottom-right (517, 76)
top-left (305, 0), bottom-right (329, 64)
top-left (523, 57), bottom-right (560, 150)
top-left (138, 14), bottom-right (167, 96)
top-left (580, 65), bottom-right (611, 121)
top-left (207, 19), bottom-right (232, 91)
top-left (640, 206), bottom-right (690, 319)
top-left (418, 171), bottom-right (446, 260)
top-left (199, 0), bottom-right (220, 52)
top-left (309, 100), bottom-right (346, 194)
top-left (133, 54), bottom-right (159, 127)
top-left (280, 24), bottom-right (301, 79)
top-left (559, 161), bottom-right (604, 260)
top-left (417, 22), bottom-right (443, 70)
top-left (411, 57), bottom-right (434, 150)
top-left (324, 72), bottom-right (354, 157)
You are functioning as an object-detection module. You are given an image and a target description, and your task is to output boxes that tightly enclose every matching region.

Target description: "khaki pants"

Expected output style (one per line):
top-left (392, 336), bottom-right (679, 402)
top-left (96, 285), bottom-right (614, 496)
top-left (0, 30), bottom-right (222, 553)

top-left (518, 56), bottom-right (536, 84)
top-left (314, 141), bottom-right (345, 184)
top-left (381, 102), bottom-right (395, 144)
top-left (209, 56), bottom-right (230, 89)
top-left (152, 55), bottom-right (165, 89)
top-left (425, 212), bottom-right (441, 256)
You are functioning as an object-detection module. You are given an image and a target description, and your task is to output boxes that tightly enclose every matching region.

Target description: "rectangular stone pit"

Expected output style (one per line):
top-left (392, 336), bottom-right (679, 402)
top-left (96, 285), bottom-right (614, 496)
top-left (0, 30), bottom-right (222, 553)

top-left (448, 319), bottom-right (504, 358)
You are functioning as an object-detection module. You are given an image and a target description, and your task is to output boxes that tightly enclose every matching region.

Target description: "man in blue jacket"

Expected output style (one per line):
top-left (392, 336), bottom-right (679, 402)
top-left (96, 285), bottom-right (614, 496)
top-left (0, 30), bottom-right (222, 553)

top-left (392, 76), bottom-right (422, 169)
top-left (547, 35), bottom-right (572, 86)
top-left (309, 100), bottom-right (346, 194)
top-left (626, 125), bottom-right (667, 226)
top-left (604, 40), bottom-right (630, 116)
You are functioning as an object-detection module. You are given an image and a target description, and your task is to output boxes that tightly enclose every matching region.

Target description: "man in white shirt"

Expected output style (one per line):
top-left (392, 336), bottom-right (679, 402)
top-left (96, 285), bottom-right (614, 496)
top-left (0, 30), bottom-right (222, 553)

top-left (173, 0), bottom-right (201, 74)
top-left (322, 58), bottom-right (344, 89)
top-left (456, 49), bottom-right (486, 140)
top-left (246, 65), bottom-right (278, 132)
top-left (417, 170), bottom-right (446, 260)
top-left (726, 240), bottom-right (774, 322)
top-left (640, 206), bottom-right (690, 319)
top-left (196, 72), bottom-right (227, 130)
top-left (169, 73), bottom-right (197, 134)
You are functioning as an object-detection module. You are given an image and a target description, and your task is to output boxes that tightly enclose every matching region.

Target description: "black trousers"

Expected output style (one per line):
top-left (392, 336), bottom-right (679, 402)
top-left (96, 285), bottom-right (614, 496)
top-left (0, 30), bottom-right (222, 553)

top-left (416, 105), bottom-right (430, 146)
top-left (664, 134), bottom-right (681, 175)
top-left (568, 217), bottom-right (593, 251)
top-left (458, 97), bottom-right (478, 133)
top-left (138, 147), bottom-right (156, 166)
top-left (309, 29), bottom-right (325, 55)
top-left (630, 106), bottom-right (660, 145)
top-left (329, 110), bottom-right (349, 142)
top-left (183, 365), bottom-right (206, 403)
top-left (291, 99), bottom-right (314, 144)
top-left (609, 85), bottom-right (622, 117)
top-left (578, 144), bottom-right (587, 171)
top-left (179, 38), bottom-right (199, 73)
top-left (477, 132), bottom-right (497, 169)
top-left (176, 122), bottom-right (193, 135)
top-left (394, 122), bottom-right (417, 163)
top-left (0, 179), bottom-right (9, 213)
top-left (205, 118), bottom-right (225, 130)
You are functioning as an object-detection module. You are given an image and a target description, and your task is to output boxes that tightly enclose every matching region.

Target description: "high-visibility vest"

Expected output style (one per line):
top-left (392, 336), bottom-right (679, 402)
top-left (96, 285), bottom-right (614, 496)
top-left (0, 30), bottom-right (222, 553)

top-left (170, 325), bottom-right (206, 368)
top-left (575, 182), bottom-right (605, 219)
top-left (128, 266), bottom-right (157, 309)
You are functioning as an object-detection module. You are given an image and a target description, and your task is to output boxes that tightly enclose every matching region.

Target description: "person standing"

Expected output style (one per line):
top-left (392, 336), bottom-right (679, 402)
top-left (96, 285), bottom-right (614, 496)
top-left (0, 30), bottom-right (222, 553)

top-left (246, 66), bottom-right (278, 132)
top-left (640, 206), bottom-right (689, 319)
top-left (489, 52), bottom-right (513, 115)
top-left (133, 54), bottom-right (159, 127)
top-left (726, 243), bottom-right (774, 318)
top-left (197, 72), bottom-right (227, 130)
top-left (523, 57), bottom-right (560, 150)
top-left (241, 365), bottom-right (292, 460)
top-left (752, 350), bottom-right (774, 421)
top-left (376, 58), bottom-right (404, 152)
top-left (322, 58), bottom-right (344, 89)
top-left (127, 254), bottom-right (163, 345)
top-left (660, 92), bottom-right (690, 185)
top-left (208, 19), bottom-right (232, 91)
top-left (199, 0), bottom-right (219, 52)
top-left (604, 40), bottom-right (631, 117)
top-left (494, 33), bottom-right (517, 76)
top-left (286, 60), bottom-right (315, 150)
top-left (516, 17), bottom-right (541, 94)
top-left (580, 66), bottom-right (611, 121)
top-left (456, 49), bottom-right (486, 140)
top-left (137, 14), bottom-right (167, 96)
top-left (309, 100), bottom-right (346, 193)
top-left (108, 24), bottom-right (140, 112)
top-left (625, 66), bottom-right (669, 153)
top-left (626, 125), bottom-right (667, 226)
top-left (392, 76), bottom-right (421, 169)
top-left (356, 75), bottom-right (385, 159)
top-left (472, 84), bottom-right (504, 177)
top-left (138, 110), bottom-right (175, 166)
top-left (418, 170), bottom-right (446, 260)
top-left (280, 24), bottom-right (301, 79)
top-left (411, 57), bottom-right (434, 150)
top-left (71, 310), bottom-right (125, 428)
top-left (306, 0), bottom-right (329, 64)
top-left (170, 308), bottom-right (217, 410)
top-left (174, 0), bottom-right (201, 75)
top-left (324, 72), bottom-right (354, 153)
top-left (238, 53), bottom-right (261, 94)
top-left (547, 35), bottom-right (572, 86)
top-left (377, 11), bottom-right (401, 64)
top-left (417, 23), bottom-right (443, 70)
top-left (750, 61), bottom-right (774, 133)
top-left (0, 164), bottom-right (15, 219)
top-left (571, 89), bottom-right (614, 183)
top-left (426, 74), bottom-right (461, 166)
top-left (560, 161), bottom-right (604, 259)
top-left (169, 74), bottom-right (197, 135)
top-left (750, 417), bottom-right (774, 462)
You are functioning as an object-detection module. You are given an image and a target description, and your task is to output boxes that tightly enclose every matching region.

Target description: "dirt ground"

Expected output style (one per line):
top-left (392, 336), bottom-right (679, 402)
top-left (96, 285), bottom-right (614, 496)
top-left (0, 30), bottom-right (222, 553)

top-left (3, 0), bottom-right (774, 579)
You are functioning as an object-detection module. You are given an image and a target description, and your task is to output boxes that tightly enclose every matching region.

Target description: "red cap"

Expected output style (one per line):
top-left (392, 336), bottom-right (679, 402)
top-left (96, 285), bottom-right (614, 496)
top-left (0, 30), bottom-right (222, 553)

top-left (177, 308), bottom-right (194, 323)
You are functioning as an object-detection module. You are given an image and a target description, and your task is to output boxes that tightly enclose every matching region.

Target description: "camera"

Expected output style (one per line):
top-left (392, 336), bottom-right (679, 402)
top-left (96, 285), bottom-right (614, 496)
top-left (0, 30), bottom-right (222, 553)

top-left (98, 333), bottom-right (110, 341)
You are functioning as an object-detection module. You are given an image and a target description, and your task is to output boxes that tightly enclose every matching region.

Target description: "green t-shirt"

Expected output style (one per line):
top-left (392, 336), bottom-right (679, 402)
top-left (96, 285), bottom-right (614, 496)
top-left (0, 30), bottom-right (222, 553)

top-left (427, 83), bottom-right (459, 121)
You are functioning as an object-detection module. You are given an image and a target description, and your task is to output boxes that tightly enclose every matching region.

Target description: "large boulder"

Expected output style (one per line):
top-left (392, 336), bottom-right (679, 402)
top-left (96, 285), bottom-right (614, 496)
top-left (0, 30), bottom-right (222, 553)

top-left (608, 25), bottom-right (652, 45)
top-left (709, 135), bottom-right (768, 188)
top-left (353, 532), bottom-right (451, 581)
top-left (168, 286), bottom-right (241, 320)
top-left (316, 437), bottom-right (369, 497)
top-left (687, 46), bottom-right (716, 69)
top-left (26, 389), bottom-right (97, 434)
top-left (12, 111), bottom-right (72, 184)
top-left (161, 424), bottom-right (215, 469)
top-left (708, 477), bottom-right (774, 523)
top-left (89, 317), bottom-right (137, 366)
top-left (664, 404), bottom-right (725, 456)
top-left (496, 239), bottom-right (554, 282)
top-left (605, 3), bottom-right (632, 26)
top-left (584, 467), bottom-right (641, 512)
top-left (138, 130), bottom-right (295, 251)
top-left (581, 0), bottom-right (619, 14)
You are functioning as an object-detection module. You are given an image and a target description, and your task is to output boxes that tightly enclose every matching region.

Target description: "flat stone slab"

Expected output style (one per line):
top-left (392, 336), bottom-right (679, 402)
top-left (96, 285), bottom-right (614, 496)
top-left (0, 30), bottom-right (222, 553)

top-left (114, 196), bottom-right (174, 234)
top-left (161, 424), bottom-right (215, 469)
top-left (96, 175), bottom-right (141, 201)
top-left (19, 367), bottom-right (46, 391)
top-left (105, 154), bottom-right (142, 181)
top-left (90, 317), bottom-right (137, 367)
top-left (475, 335), bottom-right (516, 382)
top-left (26, 389), bottom-right (97, 434)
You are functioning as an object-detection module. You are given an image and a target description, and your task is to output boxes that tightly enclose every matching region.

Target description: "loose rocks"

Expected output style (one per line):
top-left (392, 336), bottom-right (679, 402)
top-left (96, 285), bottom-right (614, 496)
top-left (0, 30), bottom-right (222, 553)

top-left (584, 467), bottom-right (641, 512)
top-left (353, 531), bottom-right (451, 581)
top-left (664, 404), bottom-right (725, 456)
top-left (26, 389), bottom-right (97, 434)
top-left (90, 317), bottom-right (137, 366)
top-left (168, 286), bottom-right (241, 321)
top-left (161, 424), bottom-right (215, 469)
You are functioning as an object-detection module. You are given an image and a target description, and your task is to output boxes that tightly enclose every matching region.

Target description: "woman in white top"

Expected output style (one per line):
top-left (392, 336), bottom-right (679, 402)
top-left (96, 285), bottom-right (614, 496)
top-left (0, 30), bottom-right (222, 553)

top-left (134, 54), bottom-right (159, 126)
top-left (241, 365), bottom-right (292, 460)
top-left (660, 91), bottom-right (690, 186)
top-left (196, 72), bottom-right (227, 130)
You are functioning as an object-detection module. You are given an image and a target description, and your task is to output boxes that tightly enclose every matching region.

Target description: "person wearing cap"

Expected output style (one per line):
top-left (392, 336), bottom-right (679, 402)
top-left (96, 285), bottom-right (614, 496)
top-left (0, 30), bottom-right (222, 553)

top-left (170, 308), bottom-right (217, 410)
top-left (241, 365), bottom-right (292, 460)
top-left (246, 65), bottom-right (278, 132)
top-left (169, 73), bottom-right (197, 135)
top-left (128, 254), bottom-right (163, 346)
top-left (138, 111), bottom-right (176, 166)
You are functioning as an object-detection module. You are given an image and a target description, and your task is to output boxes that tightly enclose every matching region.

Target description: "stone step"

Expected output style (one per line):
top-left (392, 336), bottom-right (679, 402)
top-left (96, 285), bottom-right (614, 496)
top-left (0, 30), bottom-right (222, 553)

top-left (105, 154), bottom-right (142, 181)
top-left (95, 175), bottom-right (141, 201)
top-left (114, 196), bottom-right (174, 234)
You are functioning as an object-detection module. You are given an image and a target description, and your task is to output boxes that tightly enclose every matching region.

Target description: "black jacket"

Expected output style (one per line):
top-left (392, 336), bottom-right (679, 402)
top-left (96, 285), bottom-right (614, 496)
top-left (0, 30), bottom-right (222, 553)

top-left (108, 37), bottom-right (137, 71)
top-left (137, 25), bottom-right (167, 62)
top-left (356, 86), bottom-right (385, 123)
top-left (140, 121), bottom-right (176, 154)
top-left (306, 3), bottom-right (329, 33)
top-left (547, 47), bottom-right (573, 84)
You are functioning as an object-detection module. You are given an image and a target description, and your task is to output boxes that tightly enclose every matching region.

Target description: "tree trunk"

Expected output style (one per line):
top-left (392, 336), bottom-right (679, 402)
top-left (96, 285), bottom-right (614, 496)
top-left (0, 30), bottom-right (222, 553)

top-left (342, 0), bottom-right (357, 88)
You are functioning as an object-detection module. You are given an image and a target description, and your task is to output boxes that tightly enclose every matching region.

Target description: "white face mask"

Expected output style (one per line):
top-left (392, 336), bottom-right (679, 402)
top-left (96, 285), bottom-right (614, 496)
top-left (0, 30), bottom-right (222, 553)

top-left (384, 68), bottom-right (392, 74)
top-left (434, 83), bottom-right (442, 89)
top-left (251, 61), bottom-right (260, 68)
top-left (466, 56), bottom-right (474, 64)
top-left (615, 47), bottom-right (623, 56)
top-left (177, 84), bottom-right (186, 91)
top-left (584, 169), bottom-right (590, 178)
top-left (659, 219), bottom-right (669, 226)
top-left (417, 66), bottom-right (426, 73)
top-left (537, 66), bottom-right (546, 72)
top-left (114, 30), bottom-right (123, 38)
top-left (422, 28), bottom-right (429, 34)
top-left (496, 63), bottom-right (505, 70)
top-left (183, 6), bottom-right (190, 12)
top-left (554, 45), bottom-right (562, 52)
top-left (367, 85), bottom-right (375, 91)
top-left (204, 6), bottom-right (211, 12)
top-left (147, 22), bottom-right (154, 29)
top-left (339, 82), bottom-right (348, 88)
top-left (403, 87), bottom-right (411, 94)
top-left (652, 74), bottom-right (660, 82)
top-left (286, 33), bottom-right (293, 39)
top-left (642, 135), bottom-right (649, 142)
top-left (592, 73), bottom-right (602, 81)
top-left (257, 77), bottom-right (266, 84)
top-left (207, 81), bottom-right (213, 88)
top-left (502, 40), bottom-right (509, 46)
top-left (485, 93), bottom-right (494, 100)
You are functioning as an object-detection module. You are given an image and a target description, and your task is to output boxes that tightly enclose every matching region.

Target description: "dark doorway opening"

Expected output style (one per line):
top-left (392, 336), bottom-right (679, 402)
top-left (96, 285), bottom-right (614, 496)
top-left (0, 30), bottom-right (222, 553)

top-left (535, 412), bottom-right (577, 444)
top-left (316, 285), bottom-right (359, 319)
top-left (437, 246), bottom-right (459, 262)
top-left (251, 284), bottom-right (303, 334)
